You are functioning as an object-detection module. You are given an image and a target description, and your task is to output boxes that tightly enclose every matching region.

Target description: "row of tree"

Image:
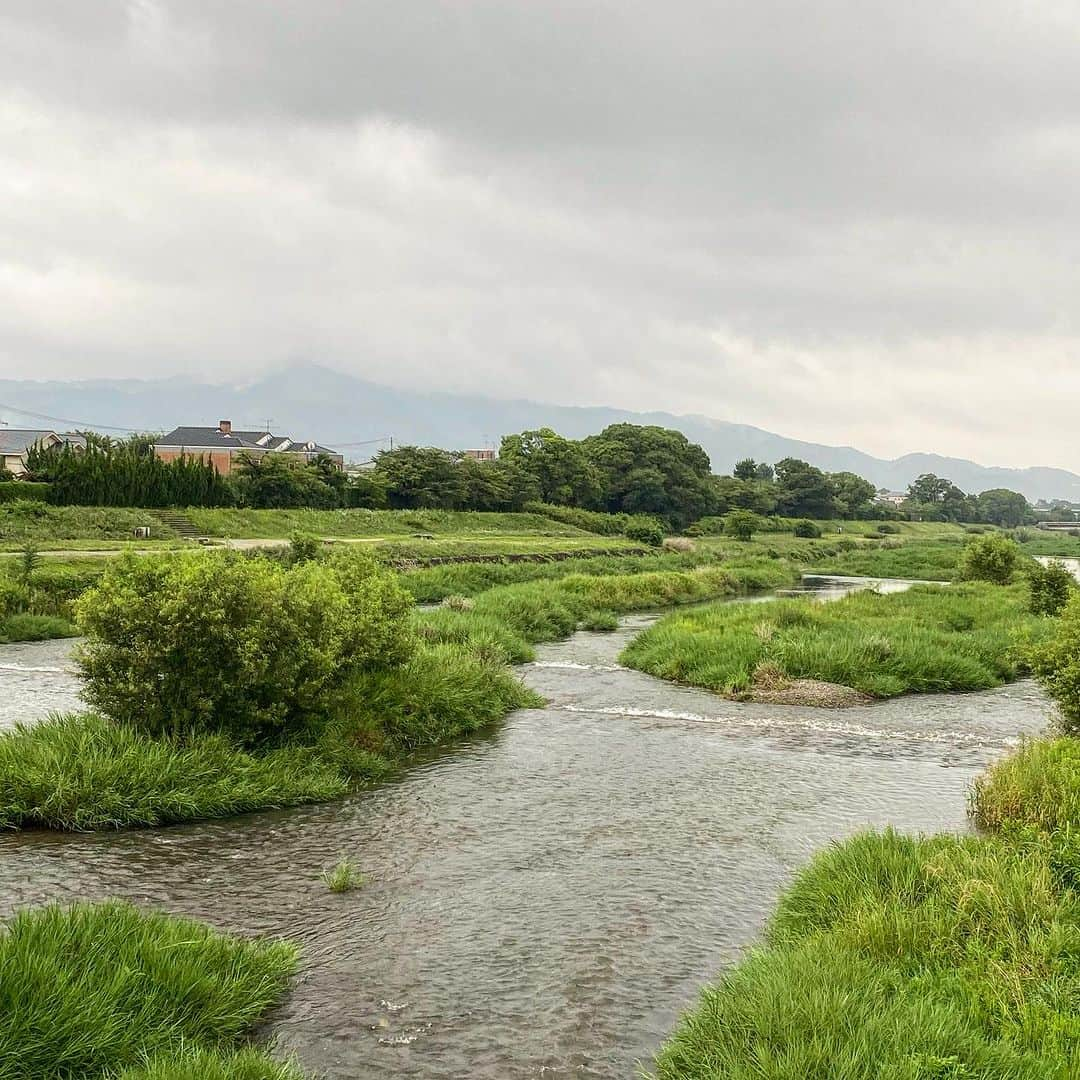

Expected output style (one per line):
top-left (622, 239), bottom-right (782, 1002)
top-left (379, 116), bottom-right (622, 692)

top-left (16, 426), bottom-right (1035, 529)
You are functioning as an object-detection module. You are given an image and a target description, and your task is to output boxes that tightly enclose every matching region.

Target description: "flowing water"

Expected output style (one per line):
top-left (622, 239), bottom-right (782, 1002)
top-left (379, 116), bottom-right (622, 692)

top-left (0, 578), bottom-right (1055, 1078)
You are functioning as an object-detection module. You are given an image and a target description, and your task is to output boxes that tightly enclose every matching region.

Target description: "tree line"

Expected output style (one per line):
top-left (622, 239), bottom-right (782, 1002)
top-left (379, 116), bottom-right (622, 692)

top-left (14, 425), bottom-right (1035, 529)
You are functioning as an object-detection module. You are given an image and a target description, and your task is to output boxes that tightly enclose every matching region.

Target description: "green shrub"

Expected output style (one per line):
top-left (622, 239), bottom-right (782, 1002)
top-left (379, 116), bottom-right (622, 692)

top-left (958, 534), bottom-right (1022, 584)
top-left (723, 510), bottom-right (762, 541)
top-left (625, 518), bottom-right (665, 547)
top-left (1027, 559), bottom-right (1075, 617)
top-left (0, 901), bottom-right (299, 1080)
top-left (1026, 591), bottom-right (1080, 734)
top-left (683, 523), bottom-right (704, 537)
top-left (76, 551), bottom-right (414, 744)
top-left (288, 530), bottom-right (321, 563)
top-left (792, 519), bottom-right (821, 538)
top-left (876, 522), bottom-right (900, 534)
top-left (0, 482), bottom-right (51, 504)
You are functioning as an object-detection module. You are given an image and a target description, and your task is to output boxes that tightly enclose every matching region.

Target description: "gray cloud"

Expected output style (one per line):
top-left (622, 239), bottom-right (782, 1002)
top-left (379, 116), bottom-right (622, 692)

top-left (1, 1), bottom-right (1079, 467)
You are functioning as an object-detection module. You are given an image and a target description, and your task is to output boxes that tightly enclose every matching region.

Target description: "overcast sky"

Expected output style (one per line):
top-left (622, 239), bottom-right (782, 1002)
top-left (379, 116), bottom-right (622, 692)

top-left (1, 1), bottom-right (1078, 466)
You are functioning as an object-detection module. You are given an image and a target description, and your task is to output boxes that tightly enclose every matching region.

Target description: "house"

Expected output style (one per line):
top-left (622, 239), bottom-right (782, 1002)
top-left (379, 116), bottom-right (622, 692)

top-left (874, 489), bottom-right (908, 507)
top-left (153, 420), bottom-right (344, 476)
top-left (461, 448), bottom-right (497, 462)
top-left (0, 429), bottom-right (85, 477)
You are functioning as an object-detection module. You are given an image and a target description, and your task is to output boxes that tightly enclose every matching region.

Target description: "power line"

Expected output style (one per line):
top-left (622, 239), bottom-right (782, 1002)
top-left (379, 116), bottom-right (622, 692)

top-left (0, 401), bottom-right (140, 433)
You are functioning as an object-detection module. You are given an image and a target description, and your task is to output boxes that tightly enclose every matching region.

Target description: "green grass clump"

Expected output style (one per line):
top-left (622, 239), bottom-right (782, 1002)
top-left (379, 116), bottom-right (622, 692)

top-left (806, 539), bottom-right (965, 580)
top-left (580, 610), bottom-right (619, 631)
top-left (322, 857), bottom-right (365, 893)
top-left (652, 829), bottom-right (1080, 1078)
top-left (117, 1048), bottom-right (305, 1080)
top-left (971, 737), bottom-right (1080, 835)
top-left (623, 582), bottom-right (1044, 698)
top-left (400, 549), bottom-right (713, 603)
top-left (0, 612), bottom-right (78, 642)
top-left (0, 901), bottom-right (299, 1080)
top-left (0, 714), bottom-right (351, 830)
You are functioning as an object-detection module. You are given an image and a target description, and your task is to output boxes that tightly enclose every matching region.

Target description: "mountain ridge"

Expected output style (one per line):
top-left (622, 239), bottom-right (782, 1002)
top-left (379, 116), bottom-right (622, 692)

top-left (1, 364), bottom-right (1077, 502)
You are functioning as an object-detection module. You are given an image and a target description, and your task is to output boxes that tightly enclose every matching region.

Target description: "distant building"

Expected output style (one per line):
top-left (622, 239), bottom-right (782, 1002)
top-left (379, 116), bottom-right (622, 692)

top-left (153, 420), bottom-right (344, 476)
top-left (0, 429), bottom-right (85, 477)
top-left (874, 489), bottom-right (908, 507)
top-left (461, 448), bottom-right (497, 462)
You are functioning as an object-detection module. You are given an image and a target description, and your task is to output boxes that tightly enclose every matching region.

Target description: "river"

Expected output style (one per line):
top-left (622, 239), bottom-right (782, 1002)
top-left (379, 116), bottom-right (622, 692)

top-left (0, 578), bottom-right (1054, 1078)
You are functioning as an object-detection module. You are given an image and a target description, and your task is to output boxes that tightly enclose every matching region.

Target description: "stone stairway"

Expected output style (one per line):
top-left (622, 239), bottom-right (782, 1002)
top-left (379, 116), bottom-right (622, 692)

top-left (152, 510), bottom-right (201, 540)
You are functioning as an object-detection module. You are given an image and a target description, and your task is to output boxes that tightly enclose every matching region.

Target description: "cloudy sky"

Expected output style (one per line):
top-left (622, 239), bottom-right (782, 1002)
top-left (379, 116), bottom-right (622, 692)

top-left (1, 1), bottom-right (1078, 466)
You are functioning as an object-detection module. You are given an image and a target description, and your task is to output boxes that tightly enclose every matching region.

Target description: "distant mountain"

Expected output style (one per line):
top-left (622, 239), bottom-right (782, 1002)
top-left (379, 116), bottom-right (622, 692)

top-left (2, 363), bottom-right (1078, 503)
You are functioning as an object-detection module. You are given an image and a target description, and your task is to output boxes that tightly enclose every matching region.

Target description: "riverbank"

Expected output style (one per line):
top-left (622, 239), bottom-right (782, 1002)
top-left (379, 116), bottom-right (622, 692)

top-left (621, 582), bottom-right (1048, 704)
top-left (652, 736), bottom-right (1080, 1078)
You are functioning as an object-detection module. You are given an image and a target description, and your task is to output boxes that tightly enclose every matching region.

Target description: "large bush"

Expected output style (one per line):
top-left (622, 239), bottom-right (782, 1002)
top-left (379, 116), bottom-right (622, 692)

top-left (958, 533), bottom-right (1021, 584)
top-left (75, 551), bottom-right (414, 744)
top-left (792, 519), bottom-right (821, 538)
top-left (624, 518), bottom-right (664, 547)
top-left (1028, 559), bottom-right (1075, 617)
top-left (723, 510), bottom-right (762, 541)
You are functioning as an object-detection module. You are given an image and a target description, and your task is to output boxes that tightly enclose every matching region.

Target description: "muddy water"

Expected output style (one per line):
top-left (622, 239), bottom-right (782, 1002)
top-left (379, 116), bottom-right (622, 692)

top-left (0, 582), bottom-right (1055, 1079)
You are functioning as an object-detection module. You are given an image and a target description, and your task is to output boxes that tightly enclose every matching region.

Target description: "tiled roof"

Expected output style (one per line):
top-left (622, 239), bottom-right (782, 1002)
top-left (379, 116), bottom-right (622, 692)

top-left (0, 429), bottom-right (60, 455)
top-left (156, 427), bottom-right (339, 455)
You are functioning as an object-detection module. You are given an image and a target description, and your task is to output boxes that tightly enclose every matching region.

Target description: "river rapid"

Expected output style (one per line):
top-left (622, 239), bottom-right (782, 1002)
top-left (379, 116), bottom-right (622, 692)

top-left (0, 578), bottom-right (1054, 1078)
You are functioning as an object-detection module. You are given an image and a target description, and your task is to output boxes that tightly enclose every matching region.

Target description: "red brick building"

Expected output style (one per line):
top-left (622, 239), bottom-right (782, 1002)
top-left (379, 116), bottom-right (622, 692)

top-left (153, 420), bottom-right (344, 476)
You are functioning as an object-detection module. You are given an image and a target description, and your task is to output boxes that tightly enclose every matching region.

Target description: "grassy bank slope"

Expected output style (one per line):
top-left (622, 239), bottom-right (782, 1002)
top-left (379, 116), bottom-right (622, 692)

top-left (622, 582), bottom-right (1045, 699)
top-left (0, 901), bottom-right (300, 1080)
top-left (652, 823), bottom-right (1080, 1078)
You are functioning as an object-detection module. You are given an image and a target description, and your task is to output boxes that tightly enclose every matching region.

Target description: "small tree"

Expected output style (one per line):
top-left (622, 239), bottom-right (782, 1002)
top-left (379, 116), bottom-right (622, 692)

top-left (724, 510), bottom-right (761, 542)
top-left (792, 519), bottom-right (821, 539)
top-left (75, 551), bottom-right (414, 745)
top-left (1028, 560), bottom-right (1075, 617)
top-left (958, 534), bottom-right (1021, 585)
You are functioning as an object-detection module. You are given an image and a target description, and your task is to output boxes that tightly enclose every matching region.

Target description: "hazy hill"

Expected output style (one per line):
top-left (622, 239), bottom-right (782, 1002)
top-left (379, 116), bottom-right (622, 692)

top-left (2, 364), bottom-right (1078, 502)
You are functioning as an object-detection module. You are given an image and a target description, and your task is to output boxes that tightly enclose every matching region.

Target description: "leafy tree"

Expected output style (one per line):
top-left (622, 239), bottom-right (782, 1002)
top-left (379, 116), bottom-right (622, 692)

top-left (712, 476), bottom-right (778, 516)
top-left (1028, 560), bottom-right (1075, 617)
top-left (976, 488), bottom-right (1031, 528)
top-left (75, 551), bottom-right (415, 745)
top-left (774, 458), bottom-right (837, 518)
top-left (828, 471), bottom-right (877, 519)
top-left (957, 534), bottom-right (1021, 584)
top-left (793, 519), bottom-right (821, 538)
top-left (733, 458), bottom-right (759, 482)
top-left (754, 462), bottom-right (775, 482)
top-left (371, 446), bottom-right (465, 510)
top-left (582, 424), bottom-right (715, 528)
top-left (499, 429), bottom-right (602, 507)
top-left (347, 470), bottom-right (389, 509)
top-left (233, 453), bottom-right (340, 509)
top-left (723, 510), bottom-right (762, 541)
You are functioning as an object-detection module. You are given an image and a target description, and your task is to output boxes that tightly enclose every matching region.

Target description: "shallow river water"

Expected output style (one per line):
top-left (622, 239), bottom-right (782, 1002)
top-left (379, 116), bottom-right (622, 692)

top-left (0, 580), bottom-right (1055, 1079)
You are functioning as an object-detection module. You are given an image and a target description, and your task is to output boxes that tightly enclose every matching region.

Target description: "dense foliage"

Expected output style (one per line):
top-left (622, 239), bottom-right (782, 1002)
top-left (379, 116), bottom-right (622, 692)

top-left (1028, 559), bottom-right (1075, 617)
top-left (25, 435), bottom-right (234, 508)
top-left (958, 533), bottom-right (1022, 584)
top-left (75, 550), bottom-right (414, 744)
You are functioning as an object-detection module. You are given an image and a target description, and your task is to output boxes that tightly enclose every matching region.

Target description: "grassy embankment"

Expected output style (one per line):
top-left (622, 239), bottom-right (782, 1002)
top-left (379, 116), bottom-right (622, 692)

top-left (622, 582), bottom-right (1048, 701)
top-left (0, 556), bottom-right (794, 830)
top-left (0, 900), bottom-right (302, 1080)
